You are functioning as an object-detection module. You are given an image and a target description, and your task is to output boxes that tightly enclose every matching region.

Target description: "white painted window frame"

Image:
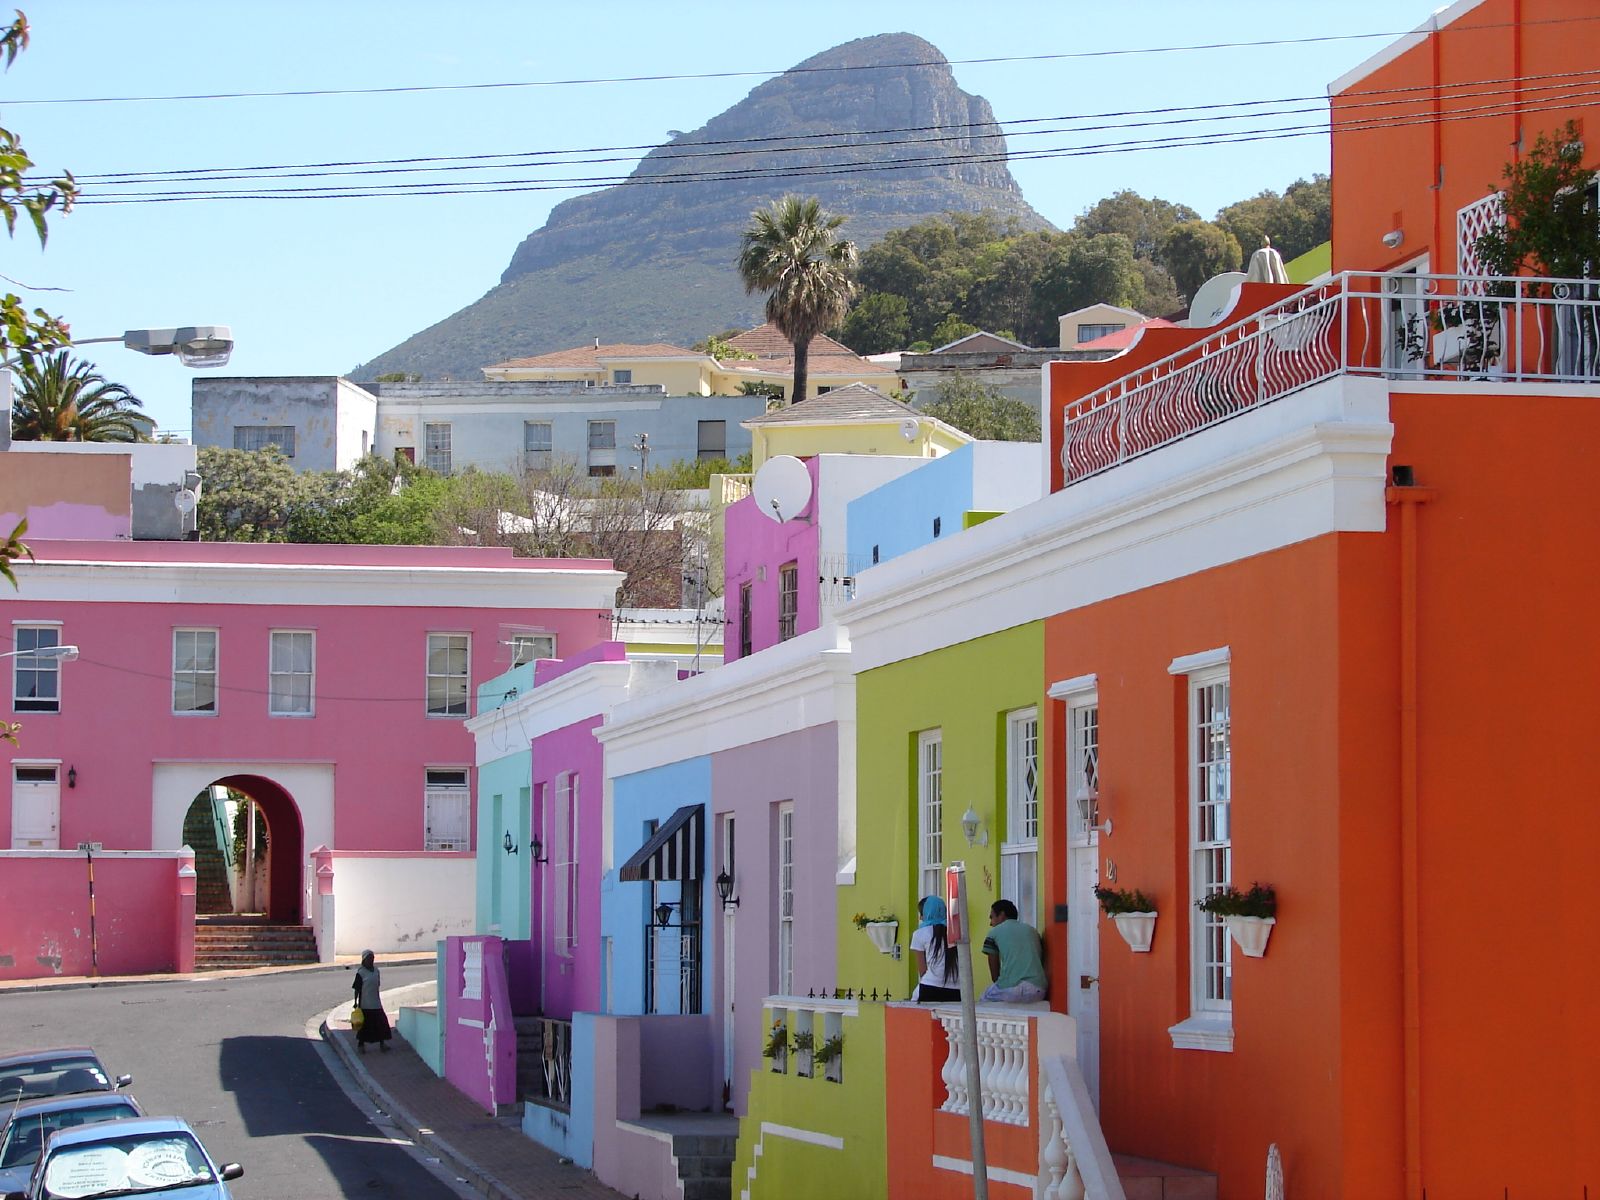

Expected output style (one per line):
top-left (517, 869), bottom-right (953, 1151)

top-left (424, 767), bottom-right (471, 852)
top-left (172, 627), bottom-right (219, 716)
top-left (268, 629), bottom-right (315, 717)
top-left (918, 729), bottom-right (944, 902)
top-left (423, 421), bottom-right (452, 475)
top-left (11, 621), bottom-right (63, 715)
top-left (425, 632), bottom-right (471, 718)
top-left (777, 801), bottom-right (795, 996)
top-left (511, 633), bottom-right (556, 667)
top-left (1000, 707), bottom-right (1040, 925)
top-left (555, 772), bottom-right (579, 956)
top-left (1167, 647), bottom-right (1234, 1052)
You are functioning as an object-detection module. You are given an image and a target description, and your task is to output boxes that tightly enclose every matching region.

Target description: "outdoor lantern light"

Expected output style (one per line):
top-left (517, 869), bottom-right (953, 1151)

top-left (655, 901), bottom-right (677, 928)
top-left (530, 834), bottom-right (549, 865)
top-left (961, 807), bottom-right (988, 848)
top-left (715, 869), bottom-right (739, 909)
top-left (502, 830), bottom-right (518, 855)
top-left (67, 766), bottom-right (76, 789)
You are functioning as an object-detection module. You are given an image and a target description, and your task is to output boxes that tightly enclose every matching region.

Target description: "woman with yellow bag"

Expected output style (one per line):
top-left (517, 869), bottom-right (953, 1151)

top-left (351, 950), bottom-right (392, 1053)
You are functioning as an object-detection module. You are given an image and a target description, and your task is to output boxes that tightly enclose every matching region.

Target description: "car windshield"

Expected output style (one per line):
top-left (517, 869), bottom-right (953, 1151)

top-left (40, 1131), bottom-right (214, 1199)
top-left (0, 1101), bottom-right (139, 1169)
top-left (0, 1060), bottom-right (110, 1103)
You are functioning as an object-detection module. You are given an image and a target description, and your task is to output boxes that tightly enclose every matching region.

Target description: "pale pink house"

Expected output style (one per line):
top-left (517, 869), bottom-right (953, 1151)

top-left (1, 535), bottom-right (621, 980)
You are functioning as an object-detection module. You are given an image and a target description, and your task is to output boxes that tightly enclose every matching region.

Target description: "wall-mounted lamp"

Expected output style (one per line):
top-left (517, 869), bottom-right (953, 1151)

top-left (67, 766), bottom-right (76, 790)
top-left (1381, 229), bottom-right (1405, 250)
top-left (960, 807), bottom-right (989, 848)
top-left (655, 900), bottom-right (679, 928)
top-left (715, 869), bottom-right (739, 909)
top-left (529, 833), bottom-right (549, 865)
top-left (502, 830), bottom-right (518, 855)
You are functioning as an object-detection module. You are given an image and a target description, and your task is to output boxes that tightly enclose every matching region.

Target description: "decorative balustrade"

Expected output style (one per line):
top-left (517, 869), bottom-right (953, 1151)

top-left (1062, 270), bottom-right (1600, 486)
top-left (532, 1017), bottom-right (572, 1109)
top-left (762, 995), bottom-right (855, 1084)
top-left (717, 473), bottom-right (753, 505)
top-left (936, 1008), bottom-right (1033, 1127)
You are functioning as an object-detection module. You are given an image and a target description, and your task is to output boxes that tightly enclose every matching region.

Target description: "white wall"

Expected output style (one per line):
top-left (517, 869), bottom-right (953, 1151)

top-left (150, 761), bottom-right (335, 856)
top-left (329, 852), bottom-right (475, 954)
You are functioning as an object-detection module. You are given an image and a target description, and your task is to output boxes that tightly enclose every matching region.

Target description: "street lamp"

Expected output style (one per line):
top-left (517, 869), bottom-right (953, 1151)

top-left (0, 644), bottom-right (78, 662)
top-left (75, 326), bottom-right (234, 369)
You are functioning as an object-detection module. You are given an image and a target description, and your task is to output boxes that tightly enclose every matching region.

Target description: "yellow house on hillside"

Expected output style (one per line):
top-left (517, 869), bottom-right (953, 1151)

top-left (482, 324), bottom-right (897, 402)
top-left (740, 382), bottom-right (968, 469)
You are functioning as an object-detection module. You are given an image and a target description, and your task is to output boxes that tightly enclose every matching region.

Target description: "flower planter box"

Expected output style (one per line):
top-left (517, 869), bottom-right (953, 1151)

top-left (1225, 914), bottom-right (1275, 958)
top-left (863, 921), bottom-right (898, 955)
top-left (1110, 911), bottom-right (1157, 953)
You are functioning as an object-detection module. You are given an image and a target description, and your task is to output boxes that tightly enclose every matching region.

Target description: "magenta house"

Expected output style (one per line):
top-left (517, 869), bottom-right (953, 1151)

top-left (0, 538), bottom-right (621, 980)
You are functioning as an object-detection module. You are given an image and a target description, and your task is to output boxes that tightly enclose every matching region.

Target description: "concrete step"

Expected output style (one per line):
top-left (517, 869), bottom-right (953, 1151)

top-left (1113, 1153), bottom-right (1218, 1200)
top-left (671, 1134), bottom-right (738, 1158)
top-left (681, 1181), bottom-right (730, 1200)
top-left (677, 1154), bottom-right (735, 1179)
top-left (193, 921), bottom-right (317, 970)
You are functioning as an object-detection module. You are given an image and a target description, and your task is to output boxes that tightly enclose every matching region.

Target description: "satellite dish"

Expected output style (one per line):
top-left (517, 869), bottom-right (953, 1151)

top-left (1186, 271), bottom-right (1248, 328)
top-left (899, 417), bottom-right (920, 442)
top-left (752, 454), bottom-right (813, 523)
top-left (173, 489), bottom-right (198, 514)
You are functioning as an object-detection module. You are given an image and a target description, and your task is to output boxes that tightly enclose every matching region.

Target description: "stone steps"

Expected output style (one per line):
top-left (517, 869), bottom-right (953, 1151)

top-left (673, 1132), bottom-right (736, 1200)
top-left (193, 922), bottom-right (317, 970)
top-left (1113, 1153), bottom-right (1218, 1200)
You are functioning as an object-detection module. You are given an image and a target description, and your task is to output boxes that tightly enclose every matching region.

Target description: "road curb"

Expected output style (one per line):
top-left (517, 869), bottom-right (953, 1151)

top-left (318, 1005), bottom-right (526, 1200)
top-left (0, 954), bottom-right (436, 995)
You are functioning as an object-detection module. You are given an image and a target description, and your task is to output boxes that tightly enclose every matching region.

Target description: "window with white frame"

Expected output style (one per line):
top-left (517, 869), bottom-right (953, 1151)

top-left (1067, 698), bottom-right (1100, 842)
top-left (777, 801), bottom-right (795, 996)
top-left (587, 420), bottom-right (616, 450)
top-left (269, 630), bottom-right (315, 716)
top-left (523, 421), bottom-right (553, 472)
top-left (555, 773), bottom-right (579, 955)
top-left (1000, 708), bottom-right (1040, 924)
top-left (424, 422), bottom-right (452, 475)
top-left (424, 768), bottom-right (471, 851)
top-left (1076, 322), bottom-right (1125, 344)
top-left (918, 730), bottom-right (943, 901)
top-left (426, 633), bottom-right (470, 717)
top-left (233, 425), bottom-right (296, 457)
top-left (1190, 670), bottom-right (1232, 1014)
top-left (612, 369), bottom-right (633, 384)
top-left (172, 629), bottom-right (218, 714)
top-left (778, 562), bottom-right (798, 641)
top-left (511, 633), bottom-right (556, 667)
top-left (11, 624), bottom-right (62, 713)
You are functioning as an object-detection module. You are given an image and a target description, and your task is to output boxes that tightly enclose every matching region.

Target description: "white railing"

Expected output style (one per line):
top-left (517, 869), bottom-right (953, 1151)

top-left (716, 473), bottom-right (753, 505)
top-left (937, 1008), bottom-right (1032, 1126)
top-left (1061, 271), bottom-right (1600, 485)
top-left (1037, 1055), bottom-right (1125, 1200)
top-left (763, 994), bottom-right (855, 1083)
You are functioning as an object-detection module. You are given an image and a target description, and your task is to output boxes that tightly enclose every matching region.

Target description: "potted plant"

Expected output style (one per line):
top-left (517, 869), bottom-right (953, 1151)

top-left (851, 910), bottom-right (899, 955)
top-left (1196, 882), bottom-right (1277, 958)
top-left (791, 1028), bottom-right (815, 1077)
top-left (814, 1033), bottom-right (845, 1082)
top-left (762, 1021), bottom-right (788, 1071)
top-left (1094, 886), bottom-right (1158, 953)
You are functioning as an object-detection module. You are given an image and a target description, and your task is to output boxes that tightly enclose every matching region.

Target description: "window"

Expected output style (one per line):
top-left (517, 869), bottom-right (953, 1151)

top-left (1067, 698), bottom-right (1101, 842)
top-left (918, 730), bottom-right (943, 900)
top-left (424, 422), bottom-right (452, 475)
top-left (587, 420), bottom-right (616, 450)
top-left (588, 464), bottom-right (616, 478)
top-left (611, 369), bottom-right (633, 384)
top-left (697, 420), bottom-right (726, 461)
top-left (424, 768), bottom-right (471, 851)
top-left (269, 631), bottom-right (315, 716)
top-left (778, 562), bottom-right (798, 641)
top-left (1189, 671), bottom-right (1232, 1014)
top-left (232, 425), bottom-right (296, 457)
top-left (523, 421), bottom-right (553, 472)
top-left (172, 629), bottom-right (218, 715)
top-left (738, 584), bottom-right (753, 658)
top-left (1076, 322), bottom-right (1125, 344)
top-left (11, 625), bottom-right (62, 713)
top-left (511, 633), bottom-right (556, 666)
top-left (555, 773), bottom-right (579, 955)
top-left (777, 801), bottom-right (795, 995)
top-left (426, 633), bottom-right (470, 717)
top-left (1001, 708), bottom-right (1040, 924)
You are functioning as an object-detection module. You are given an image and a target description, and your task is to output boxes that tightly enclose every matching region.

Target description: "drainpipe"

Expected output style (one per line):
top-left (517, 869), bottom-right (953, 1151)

top-left (1387, 465), bottom-right (1433, 1198)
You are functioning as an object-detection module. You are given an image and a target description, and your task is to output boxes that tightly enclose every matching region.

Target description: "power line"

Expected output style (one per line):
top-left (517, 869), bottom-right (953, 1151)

top-left (74, 86), bottom-right (1600, 205)
top-left (5, 13), bottom-right (1599, 108)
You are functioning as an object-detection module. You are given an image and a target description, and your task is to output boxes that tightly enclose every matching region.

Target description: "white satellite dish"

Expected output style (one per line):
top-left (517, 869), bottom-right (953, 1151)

top-left (173, 489), bottom-right (198, 514)
top-left (899, 417), bottom-right (920, 442)
top-left (752, 454), bottom-right (813, 523)
top-left (1186, 271), bottom-right (1248, 328)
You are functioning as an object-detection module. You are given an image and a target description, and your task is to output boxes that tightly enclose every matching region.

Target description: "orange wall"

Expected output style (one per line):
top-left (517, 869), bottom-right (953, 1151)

top-left (1331, 0), bottom-right (1600, 275)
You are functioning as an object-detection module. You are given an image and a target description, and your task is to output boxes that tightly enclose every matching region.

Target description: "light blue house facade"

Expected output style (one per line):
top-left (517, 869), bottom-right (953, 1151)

top-left (470, 661), bottom-right (538, 939)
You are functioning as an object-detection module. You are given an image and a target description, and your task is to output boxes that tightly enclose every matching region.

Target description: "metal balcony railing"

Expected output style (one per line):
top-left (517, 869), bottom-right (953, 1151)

top-left (1061, 271), bottom-right (1600, 485)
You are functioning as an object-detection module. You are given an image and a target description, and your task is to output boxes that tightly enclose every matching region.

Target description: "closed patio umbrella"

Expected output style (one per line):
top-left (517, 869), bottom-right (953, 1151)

top-left (1246, 237), bottom-right (1290, 285)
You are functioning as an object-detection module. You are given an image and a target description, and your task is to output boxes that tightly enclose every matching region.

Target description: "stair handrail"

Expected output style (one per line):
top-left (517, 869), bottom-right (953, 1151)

top-left (1037, 1054), bottom-right (1125, 1200)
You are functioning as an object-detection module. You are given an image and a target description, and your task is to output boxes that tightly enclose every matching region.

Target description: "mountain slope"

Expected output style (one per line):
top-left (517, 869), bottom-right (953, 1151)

top-left (355, 33), bottom-right (1051, 380)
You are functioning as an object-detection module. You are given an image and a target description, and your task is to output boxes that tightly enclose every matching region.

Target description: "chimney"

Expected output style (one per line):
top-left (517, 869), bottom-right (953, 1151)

top-left (593, 337), bottom-right (600, 349)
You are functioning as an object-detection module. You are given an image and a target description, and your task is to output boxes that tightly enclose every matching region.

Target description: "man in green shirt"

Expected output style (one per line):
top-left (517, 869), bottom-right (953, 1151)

top-left (981, 899), bottom-right (1047, 1003)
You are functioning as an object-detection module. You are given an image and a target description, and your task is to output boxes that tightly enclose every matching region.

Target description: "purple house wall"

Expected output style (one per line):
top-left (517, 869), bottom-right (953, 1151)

top-left (723, 457), bottom-right (821, 661)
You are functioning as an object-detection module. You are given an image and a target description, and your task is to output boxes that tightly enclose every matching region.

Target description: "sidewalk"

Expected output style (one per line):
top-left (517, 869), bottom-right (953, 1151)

top-left (0, 951), bottom-right (435, 994)
top-left (321, 1004), bottom-right (626, 1200)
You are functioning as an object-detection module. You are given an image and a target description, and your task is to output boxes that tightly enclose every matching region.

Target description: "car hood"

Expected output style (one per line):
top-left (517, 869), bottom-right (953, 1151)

top-left (0, 1163), bottom-right (28, 1193)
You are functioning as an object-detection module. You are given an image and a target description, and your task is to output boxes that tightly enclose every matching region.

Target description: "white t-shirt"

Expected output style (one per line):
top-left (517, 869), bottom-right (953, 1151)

top-left (910, 924), bottom-right (955, 989)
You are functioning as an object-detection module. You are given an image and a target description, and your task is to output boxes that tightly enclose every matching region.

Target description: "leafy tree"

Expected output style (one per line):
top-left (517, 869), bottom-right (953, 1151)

top-left (736, 195), bottom-right (858, 406)
top-left (1134, 259), bottom-right (1183, 319)
top-left (1074, 190), bottom-right (1200, 261)
top-left (964, 232), bottom-right (1056, 343)
top-left (648, 452), bottom-right (753, 491)
top-left (1161, 220), bottom-right (1243, 301)
top-left (838, 292), bottom-right (910, 354)
top-left (692, 332), bottom-right (754, 360)
top-left (1026, 233), bottom-right (1146, 345)
top-left (1473, 122), bottom-right (1600, 282)
top-left (10, 352), bottom-right (144, 441)
top-left (1216, 174), bottom-right (1331, 263)
top-left (374, 371), bottom-right (420, 383)
top-left (929, 313), bottom-right (979, 348)
top-left (918, 373), bottom-right (1040, 442)
top-left (195, 447), bottom-right (313, 542)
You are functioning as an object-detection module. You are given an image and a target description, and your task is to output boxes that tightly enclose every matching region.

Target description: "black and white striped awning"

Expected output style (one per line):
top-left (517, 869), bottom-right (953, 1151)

top-left (618, 804), bottom-right (703, 882)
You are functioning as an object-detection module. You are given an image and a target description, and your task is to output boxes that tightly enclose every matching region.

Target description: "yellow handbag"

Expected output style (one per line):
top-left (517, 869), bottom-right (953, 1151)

top-left (350, 1006), bottom-right (365, 1031)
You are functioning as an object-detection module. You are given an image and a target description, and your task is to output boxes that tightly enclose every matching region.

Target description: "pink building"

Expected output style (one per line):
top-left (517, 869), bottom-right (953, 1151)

top-left (1, 536), bottom-right (621, 980)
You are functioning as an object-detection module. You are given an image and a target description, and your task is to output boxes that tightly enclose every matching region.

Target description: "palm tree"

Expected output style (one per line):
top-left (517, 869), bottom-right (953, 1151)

top-left (736, 195), bottom-right (858, 406)
top-left (10, 351), bottom-right (145, 442)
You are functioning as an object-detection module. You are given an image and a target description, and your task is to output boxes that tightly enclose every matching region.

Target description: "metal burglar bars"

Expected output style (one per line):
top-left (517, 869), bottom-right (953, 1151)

top-left (1061, 271), bottom-right (1600, 485)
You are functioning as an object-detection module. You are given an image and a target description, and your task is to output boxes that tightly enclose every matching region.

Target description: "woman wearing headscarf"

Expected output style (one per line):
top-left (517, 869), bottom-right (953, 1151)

top-left (910, 895), bottom-right (960, 1002)
top-left (352, 950), bottom-right (392, 1053)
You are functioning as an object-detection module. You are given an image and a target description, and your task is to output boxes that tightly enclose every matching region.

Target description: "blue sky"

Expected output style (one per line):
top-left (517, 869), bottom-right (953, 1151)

top-left (9, 0), bottom-right (1447, 435)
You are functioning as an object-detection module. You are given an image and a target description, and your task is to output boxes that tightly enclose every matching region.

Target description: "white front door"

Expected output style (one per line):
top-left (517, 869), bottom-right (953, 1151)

top-left (1068, 844), bottom-right (1101, 1111)
top-left (11, 764), bottom-right (60, 849)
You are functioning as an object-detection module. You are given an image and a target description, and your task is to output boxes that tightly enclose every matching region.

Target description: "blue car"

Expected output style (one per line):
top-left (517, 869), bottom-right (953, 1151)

top-left (0, 1092), bottom-right (144, 1195)
top-left (0, 1051), bottom-right (131, 1104)
top-left (8, 1116), bottom-right (242, 1200)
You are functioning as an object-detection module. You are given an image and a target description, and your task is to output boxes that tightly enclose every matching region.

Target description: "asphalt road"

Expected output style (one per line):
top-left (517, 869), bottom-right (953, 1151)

top-left (0, 964), bottom-right (465, 1199)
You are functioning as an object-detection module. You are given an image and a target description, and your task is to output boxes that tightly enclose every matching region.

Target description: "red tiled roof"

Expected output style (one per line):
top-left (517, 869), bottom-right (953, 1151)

top-left (488, 342), bottom-right (698, 370)
top-left (1074, 318), bottom-right (1177, 351)
top-left (725, 323), bottom-right (858, 360)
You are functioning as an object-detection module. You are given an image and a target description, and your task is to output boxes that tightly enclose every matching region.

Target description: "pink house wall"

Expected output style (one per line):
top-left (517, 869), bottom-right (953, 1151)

top-left (0, 853), bottom-right (187, 979)
top-left (711, 723), bottom-right (839, 1112)
top-left (723, 458), bottom-right (821, 661)
top-left (442, 934), bottom-right (517, 1112)
top-left (531, 714), bottom-right (606, 1020)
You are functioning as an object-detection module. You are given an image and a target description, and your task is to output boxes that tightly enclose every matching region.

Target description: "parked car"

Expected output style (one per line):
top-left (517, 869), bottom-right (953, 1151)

top-left (0, 1092), bottom-right (144, 1195)
top-left (0, 1051), bottom-right (131, 1104)
top-left (5, 1116), bottom-right (242, 1200)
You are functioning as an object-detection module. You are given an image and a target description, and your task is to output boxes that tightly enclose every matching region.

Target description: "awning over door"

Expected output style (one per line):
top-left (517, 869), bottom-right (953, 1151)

top-left (618, 804), bottom-right (703, 882)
